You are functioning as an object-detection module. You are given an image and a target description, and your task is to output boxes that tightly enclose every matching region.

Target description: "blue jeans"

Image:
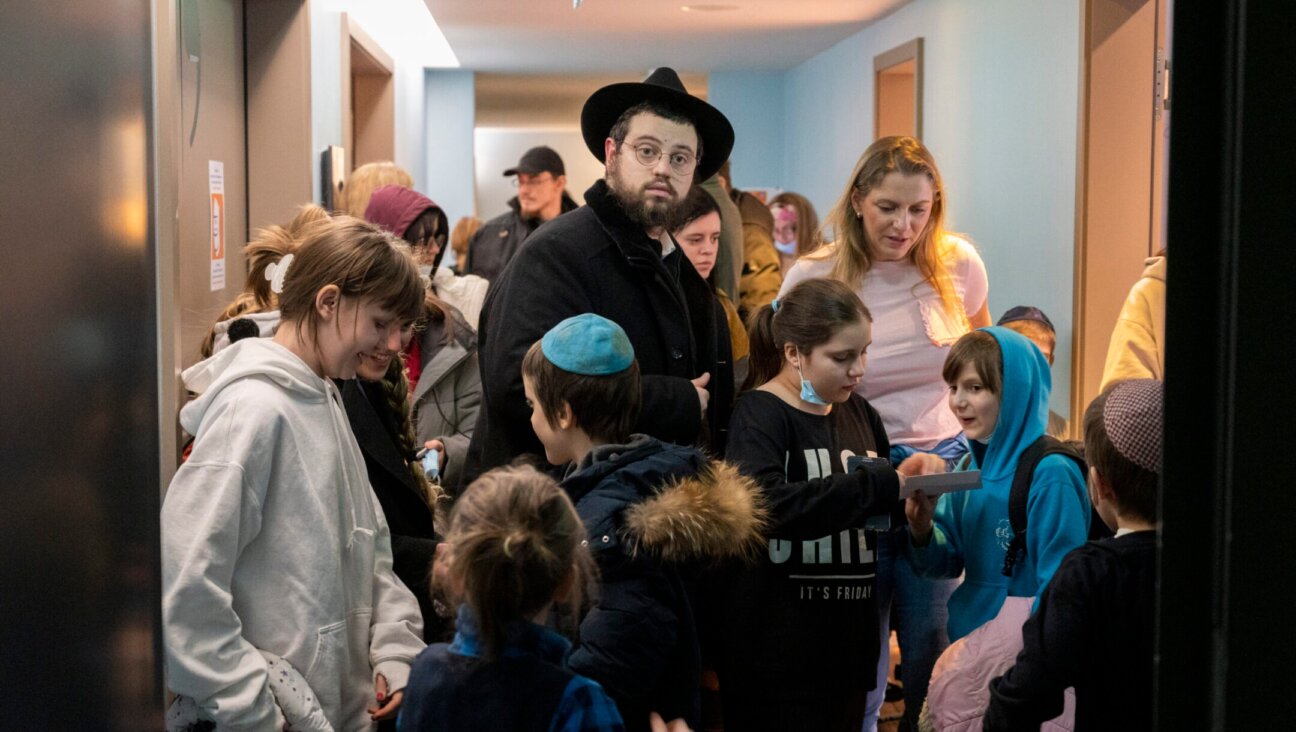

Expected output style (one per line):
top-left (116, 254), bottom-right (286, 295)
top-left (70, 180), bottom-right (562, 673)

top-left (860, 438), bottom-right (967, 731)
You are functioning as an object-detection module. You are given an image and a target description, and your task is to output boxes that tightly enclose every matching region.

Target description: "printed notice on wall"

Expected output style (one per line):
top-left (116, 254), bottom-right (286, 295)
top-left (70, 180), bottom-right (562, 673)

top-left (209, 160), bottom-right (226, 291)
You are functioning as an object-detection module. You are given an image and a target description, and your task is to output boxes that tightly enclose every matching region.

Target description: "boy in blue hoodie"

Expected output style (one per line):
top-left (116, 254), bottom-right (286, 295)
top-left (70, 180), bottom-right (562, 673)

top-left (520, 314), bottom-right (766, 732)
top-left (904, 327), bottom-right (1091, 642)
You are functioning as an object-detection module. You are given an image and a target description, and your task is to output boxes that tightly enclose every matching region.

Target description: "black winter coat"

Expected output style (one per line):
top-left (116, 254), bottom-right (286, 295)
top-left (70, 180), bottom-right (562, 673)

top-left (561, 436), bottom-right (765, 732)
top-left (465, 192), bottom-right (579, 282)
top-left (465, 179), bottom-right (733, 480)
top-left (339, 379), bottom-right (448, 643)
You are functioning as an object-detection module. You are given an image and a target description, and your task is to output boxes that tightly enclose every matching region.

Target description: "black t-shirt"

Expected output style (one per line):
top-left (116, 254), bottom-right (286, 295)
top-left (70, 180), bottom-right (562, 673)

top-left (985, 531), bottom-right (1157, 731)
top-left (718, 389), bottom-right (897, 705)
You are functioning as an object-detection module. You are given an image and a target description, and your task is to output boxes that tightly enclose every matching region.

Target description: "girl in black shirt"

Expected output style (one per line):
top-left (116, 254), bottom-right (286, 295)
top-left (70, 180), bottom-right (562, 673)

top-left (720, 278), bottom-right (908, 731)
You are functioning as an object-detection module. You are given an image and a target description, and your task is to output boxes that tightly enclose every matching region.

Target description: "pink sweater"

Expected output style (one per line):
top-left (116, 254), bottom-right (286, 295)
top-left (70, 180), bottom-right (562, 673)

top-left (780, 237), bottom-right (988, 448)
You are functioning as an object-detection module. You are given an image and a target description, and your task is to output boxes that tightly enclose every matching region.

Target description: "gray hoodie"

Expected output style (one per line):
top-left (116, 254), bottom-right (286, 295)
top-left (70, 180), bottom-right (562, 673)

top-left (163, 338), bottom-right (424, 730)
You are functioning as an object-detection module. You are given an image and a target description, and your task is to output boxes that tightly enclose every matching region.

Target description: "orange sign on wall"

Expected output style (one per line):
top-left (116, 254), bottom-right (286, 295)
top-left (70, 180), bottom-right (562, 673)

top-left (209, 160), bottom-right (226, 291)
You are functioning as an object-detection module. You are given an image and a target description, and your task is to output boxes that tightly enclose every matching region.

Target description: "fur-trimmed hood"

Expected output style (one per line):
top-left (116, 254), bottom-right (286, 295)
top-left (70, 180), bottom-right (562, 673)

top-left (561, 436), bottom-right (767, 564)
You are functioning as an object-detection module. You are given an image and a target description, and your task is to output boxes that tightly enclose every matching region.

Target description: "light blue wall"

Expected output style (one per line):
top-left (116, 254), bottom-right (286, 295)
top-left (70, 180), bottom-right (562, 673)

top-left (424, 69), bottom-right (477, 227)
top-left (708, 71), bottom-right (786, 190)
top-left (773, 0), bottom-right (1082, 416)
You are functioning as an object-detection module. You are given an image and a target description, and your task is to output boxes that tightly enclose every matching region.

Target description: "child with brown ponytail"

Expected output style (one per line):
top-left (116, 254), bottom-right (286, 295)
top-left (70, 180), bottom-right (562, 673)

top-left (398, 466), bottom-right (626, 732)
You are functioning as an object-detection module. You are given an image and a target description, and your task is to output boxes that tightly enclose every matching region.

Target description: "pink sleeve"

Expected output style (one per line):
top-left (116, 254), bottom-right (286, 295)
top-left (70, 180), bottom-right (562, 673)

top-left (778, 260), bottom-right (809, 298)
top-left (957, 240), bottom-right (989, 315)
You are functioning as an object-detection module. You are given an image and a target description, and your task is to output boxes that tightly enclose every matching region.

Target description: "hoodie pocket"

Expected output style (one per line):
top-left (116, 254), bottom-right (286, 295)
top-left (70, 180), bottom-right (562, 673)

top-left (304, 614), bottom-right (369, 723)
top-left (919, 298), bottom-right (971, 347)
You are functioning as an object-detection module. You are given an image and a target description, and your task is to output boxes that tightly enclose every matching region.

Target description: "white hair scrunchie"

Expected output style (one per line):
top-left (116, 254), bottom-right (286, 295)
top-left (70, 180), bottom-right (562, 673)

top-left (264, 253), bottom-right (295, 295)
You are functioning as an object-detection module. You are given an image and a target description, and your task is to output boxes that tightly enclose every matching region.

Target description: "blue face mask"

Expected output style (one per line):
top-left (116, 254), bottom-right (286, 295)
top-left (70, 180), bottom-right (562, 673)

top-left (774, 238), bottom-right (798, 256)
top-left (796, 355), bottom-right (831, 406)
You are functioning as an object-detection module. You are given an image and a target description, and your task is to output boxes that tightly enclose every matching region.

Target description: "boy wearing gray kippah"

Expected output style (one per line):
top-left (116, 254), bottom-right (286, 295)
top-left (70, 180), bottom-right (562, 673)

top-left (520, 314), bottom-right (767, 732)
top-left (985, 379), bottom-right (1163, 731)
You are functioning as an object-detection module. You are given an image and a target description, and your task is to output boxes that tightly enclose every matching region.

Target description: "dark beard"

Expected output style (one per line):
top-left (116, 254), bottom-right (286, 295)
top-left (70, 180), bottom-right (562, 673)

top-left (607, 156), bottom-right (682, 229)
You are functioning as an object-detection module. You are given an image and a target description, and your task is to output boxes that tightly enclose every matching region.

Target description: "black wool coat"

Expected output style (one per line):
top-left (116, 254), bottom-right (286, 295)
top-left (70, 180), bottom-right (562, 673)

top-left (465, 179), bottom-right (732, 480)
top-left (339, 379), bottom-right (447, 643)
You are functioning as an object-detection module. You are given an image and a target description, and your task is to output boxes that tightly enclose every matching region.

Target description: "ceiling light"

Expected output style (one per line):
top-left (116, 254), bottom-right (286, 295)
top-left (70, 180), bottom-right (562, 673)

top-left (681, 4), bottom-right (740, 11)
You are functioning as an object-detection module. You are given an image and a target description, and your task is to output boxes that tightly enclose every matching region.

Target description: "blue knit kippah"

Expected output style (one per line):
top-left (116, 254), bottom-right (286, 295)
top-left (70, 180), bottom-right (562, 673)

top-left (541, 314), bottom-right (635, 375)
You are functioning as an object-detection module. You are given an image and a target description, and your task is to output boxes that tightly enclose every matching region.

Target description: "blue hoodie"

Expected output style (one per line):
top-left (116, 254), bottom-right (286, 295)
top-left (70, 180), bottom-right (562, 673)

top-left (905, 327), bottom-right (1090, 641)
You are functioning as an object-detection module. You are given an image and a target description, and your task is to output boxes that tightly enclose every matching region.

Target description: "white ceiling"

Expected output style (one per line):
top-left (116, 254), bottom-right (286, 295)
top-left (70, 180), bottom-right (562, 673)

top-left (423, 0), bottom-right (912, 73)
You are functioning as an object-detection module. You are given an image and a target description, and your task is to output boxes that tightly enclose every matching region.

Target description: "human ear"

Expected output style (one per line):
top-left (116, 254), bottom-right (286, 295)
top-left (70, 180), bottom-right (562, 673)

top-left (783, 342), bottom-right (800, 369)
top-left (556, 401), bottom-right (576, 430)
top-left (314, 284), bottom-right (341, 322)
top-left (604, 137), bottom-right (617, 166)
top-left (1091, 467), bottom-right (1117, 504)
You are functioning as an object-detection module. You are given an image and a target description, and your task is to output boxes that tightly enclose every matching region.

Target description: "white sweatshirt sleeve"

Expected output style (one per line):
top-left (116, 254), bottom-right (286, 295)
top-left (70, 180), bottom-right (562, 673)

top-left (162, 458), bottom-right (278, 729)
top-left (366, 491), bottom-right (426, 693)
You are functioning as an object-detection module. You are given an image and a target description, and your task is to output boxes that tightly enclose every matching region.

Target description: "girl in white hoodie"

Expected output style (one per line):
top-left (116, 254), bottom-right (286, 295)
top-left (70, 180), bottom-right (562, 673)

top-left (163, 217), bottom-right (427, 731)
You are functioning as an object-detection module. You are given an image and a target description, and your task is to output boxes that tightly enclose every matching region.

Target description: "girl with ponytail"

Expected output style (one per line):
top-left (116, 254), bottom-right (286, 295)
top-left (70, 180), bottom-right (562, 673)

top-left (719, 278), bottom-right (919, 731)
top-left (398, 466), bottom-right (625, 732)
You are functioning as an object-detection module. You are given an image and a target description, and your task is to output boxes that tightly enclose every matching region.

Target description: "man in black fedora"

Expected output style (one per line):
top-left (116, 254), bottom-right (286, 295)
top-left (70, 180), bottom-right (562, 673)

top-left (466, 67), bottom-right (735, 479)
top-left (466, 145), bottom-right (579, 281)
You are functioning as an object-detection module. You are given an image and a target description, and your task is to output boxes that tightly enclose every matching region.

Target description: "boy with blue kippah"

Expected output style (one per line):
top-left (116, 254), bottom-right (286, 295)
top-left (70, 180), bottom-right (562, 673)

top-left (521, 314), bottom-right (767, 732)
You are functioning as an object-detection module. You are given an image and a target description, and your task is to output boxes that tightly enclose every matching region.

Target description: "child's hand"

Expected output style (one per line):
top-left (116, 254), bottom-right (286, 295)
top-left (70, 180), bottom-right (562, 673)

top-left (368, 673), bottom-right (404, 721)
top-left (691, 372), bottom-right (711, 414)
top-left (905, 490), bottom-right (937, 547)
top-left (896, 452), bottom-right (946, 477)
top-left (650, 712), bottom-right (693, 732)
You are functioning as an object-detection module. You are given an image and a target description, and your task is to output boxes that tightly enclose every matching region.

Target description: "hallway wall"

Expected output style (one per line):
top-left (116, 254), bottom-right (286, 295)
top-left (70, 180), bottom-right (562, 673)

top-left (310, 0), bottom-right (458, 200)
top-left (713, 0), bottom-right (1083, 416)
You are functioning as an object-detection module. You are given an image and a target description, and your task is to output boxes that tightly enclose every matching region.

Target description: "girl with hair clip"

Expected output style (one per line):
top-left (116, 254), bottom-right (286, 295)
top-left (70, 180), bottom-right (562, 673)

top-left (199, 203), bottom-right (330, 359)
top-left (779, 136), bottom-right (991, 730)
top-left (198, 206), bottom-right (452, 645)
top-left (399, 465), bottom-right (628, 732)
top-left (163, 216), bottom-right (427, 731)
top-left (719, 278), bottom-right (914, 732)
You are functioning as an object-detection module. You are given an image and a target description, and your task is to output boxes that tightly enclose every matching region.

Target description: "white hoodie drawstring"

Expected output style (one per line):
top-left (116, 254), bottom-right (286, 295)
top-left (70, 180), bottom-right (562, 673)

top-left (325, 383), bottom-right (376, 550)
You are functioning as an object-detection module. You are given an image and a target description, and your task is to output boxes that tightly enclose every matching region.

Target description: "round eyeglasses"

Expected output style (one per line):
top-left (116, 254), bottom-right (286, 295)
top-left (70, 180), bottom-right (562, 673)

top-left (620, 142), bottom-right (699, 177)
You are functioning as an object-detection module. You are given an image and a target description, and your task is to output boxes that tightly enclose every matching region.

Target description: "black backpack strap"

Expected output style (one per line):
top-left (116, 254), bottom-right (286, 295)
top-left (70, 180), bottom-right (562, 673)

top-left (1002, 436), bottom-right (1085, 577)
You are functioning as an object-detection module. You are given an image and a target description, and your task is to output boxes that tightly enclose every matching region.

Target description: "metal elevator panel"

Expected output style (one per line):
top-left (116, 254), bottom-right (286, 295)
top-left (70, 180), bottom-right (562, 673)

top-left (0, 0), bottom-right (162, 728)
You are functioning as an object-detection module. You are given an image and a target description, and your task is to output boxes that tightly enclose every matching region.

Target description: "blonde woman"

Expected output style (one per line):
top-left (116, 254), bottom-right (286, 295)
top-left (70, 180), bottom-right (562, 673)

top-left (779, 136), bottom-right (990, 731)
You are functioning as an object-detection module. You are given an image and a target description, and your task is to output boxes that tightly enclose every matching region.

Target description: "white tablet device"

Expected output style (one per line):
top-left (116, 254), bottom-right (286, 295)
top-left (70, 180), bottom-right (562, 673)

top-left (900, 470), bottom-right (982, 499)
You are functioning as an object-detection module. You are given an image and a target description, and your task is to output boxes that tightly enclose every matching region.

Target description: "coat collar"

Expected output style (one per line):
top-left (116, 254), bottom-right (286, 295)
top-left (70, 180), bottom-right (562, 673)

top-left (339, 378), bottom-right (419, 493)
top-left (411, 305), bottom-right (476, 404)
top-left (561, 437), bottom-right (768, 563)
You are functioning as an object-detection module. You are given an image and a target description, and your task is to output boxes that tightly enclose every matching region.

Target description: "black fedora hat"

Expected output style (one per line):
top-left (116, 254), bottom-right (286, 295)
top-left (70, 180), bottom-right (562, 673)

top-left (581, 67), bottom-right (734, 181)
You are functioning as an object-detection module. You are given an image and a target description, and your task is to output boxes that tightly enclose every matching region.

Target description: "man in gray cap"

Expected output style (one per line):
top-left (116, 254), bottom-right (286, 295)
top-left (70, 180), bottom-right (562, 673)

top-left (466, 145), bottom-right (578, 281)
top-left (466, 67), bottom-right (736, 486)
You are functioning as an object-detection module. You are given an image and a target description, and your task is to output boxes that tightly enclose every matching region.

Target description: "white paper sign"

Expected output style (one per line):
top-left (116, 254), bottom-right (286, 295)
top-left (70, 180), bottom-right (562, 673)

top-left (209, 160), bottom-right (226, 291)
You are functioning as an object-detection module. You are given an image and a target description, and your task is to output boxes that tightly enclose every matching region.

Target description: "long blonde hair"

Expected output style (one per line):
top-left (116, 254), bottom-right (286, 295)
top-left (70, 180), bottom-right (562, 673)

top-left (823, 136), bottom-right (964, 319)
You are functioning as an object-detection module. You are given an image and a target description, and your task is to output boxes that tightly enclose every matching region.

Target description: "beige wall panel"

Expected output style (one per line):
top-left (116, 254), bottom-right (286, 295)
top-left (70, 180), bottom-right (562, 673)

top-left (247, 0), bottom-right (315, 233)
top-left (1072, 0), bottom-right (1157, 422)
